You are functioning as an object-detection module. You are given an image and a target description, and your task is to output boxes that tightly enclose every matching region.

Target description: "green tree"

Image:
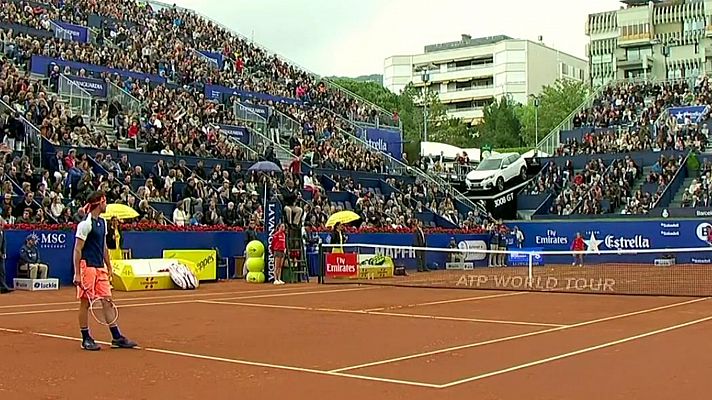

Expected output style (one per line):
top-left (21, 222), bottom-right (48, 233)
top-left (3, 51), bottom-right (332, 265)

top-left (475, 97), bottom-right (523, 148)
top-left (328, 79), bottom-right (477, 160)
top-left (519, 79), bottom-right (589, 147)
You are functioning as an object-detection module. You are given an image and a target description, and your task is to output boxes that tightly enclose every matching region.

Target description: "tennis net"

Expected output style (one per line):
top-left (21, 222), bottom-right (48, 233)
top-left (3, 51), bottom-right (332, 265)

top-left (317, 243), bottom-right (712, 297)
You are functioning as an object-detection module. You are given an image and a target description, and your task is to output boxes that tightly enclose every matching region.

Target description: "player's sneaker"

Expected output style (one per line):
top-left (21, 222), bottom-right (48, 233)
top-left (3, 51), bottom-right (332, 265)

top-left (111, 336), bottom-right (138, 349)
top-left (81, 337), bottom-right (101, 351)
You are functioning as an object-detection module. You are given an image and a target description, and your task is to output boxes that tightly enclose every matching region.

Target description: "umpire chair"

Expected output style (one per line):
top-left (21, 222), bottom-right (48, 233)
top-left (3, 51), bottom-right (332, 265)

top-left (285, 222), bottom-right (309, 284)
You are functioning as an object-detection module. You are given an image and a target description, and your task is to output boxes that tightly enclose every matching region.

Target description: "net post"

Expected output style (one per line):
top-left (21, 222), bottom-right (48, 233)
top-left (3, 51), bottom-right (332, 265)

top-left (528, 253), bottom-right (534, 288)
top-left (317, 243), bottom-right (324, 284)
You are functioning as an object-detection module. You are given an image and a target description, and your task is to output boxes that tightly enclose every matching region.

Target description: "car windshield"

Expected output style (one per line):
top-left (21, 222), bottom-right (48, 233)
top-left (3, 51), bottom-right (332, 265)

top-left (477, 159), bottom-right (502, 171)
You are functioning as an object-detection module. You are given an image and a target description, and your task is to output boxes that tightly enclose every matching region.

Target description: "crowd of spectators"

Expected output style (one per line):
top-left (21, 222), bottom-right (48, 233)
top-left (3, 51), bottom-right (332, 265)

top-left (681, 158), bottom-right (712, 208)
top-left (548, 159), bottom-right (605, 216)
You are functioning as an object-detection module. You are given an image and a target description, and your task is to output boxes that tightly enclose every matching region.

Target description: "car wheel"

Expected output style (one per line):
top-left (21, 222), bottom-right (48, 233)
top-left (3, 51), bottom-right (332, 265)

top-left (496, 177), bottom-right (504, 191)
top-left (519, 167), bottom-right (527, 181)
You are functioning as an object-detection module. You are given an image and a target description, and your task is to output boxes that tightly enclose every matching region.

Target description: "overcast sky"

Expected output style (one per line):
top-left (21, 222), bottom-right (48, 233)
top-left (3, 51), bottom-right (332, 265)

top-left (171, 0), bottom-right (623, 77)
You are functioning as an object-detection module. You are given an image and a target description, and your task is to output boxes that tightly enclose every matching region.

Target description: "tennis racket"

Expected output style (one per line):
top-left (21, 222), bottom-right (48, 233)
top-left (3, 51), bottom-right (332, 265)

top-left (79, 281), bottom-right (118, 326)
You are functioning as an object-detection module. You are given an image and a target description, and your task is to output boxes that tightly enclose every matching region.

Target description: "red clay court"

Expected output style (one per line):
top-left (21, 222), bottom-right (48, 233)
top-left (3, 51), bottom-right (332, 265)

top-left (1, 281), bottom-right (711, 400)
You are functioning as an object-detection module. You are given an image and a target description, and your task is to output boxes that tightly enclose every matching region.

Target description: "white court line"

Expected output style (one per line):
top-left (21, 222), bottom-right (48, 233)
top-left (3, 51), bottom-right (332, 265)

top-left (328, 297), bottom-right (709, 373)
top-left (14, 330), bottom-right (439, 389)
top-left (437, 313), bottom-right (712, 388)
top-left (200, 300), bottom-right (563, 328)
top-left (208, 287), bottom-right (374, 302)
top-left (0, 327), bottom-right (22, 333)
top-left (363, 292), bottom-right (526, 312)
top-left (0, 285), bottom-right (354, 310)
top-left (0, 287), bottom-right (376, 317)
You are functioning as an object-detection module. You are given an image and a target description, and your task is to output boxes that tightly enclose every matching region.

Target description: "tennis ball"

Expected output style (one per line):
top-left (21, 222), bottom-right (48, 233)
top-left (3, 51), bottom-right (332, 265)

top-left (246, 271), bottom-right (265, 283)
top-left (245, 257), bottom-right (265, 273)
top-left (246, 240), bottom-right (265, 258)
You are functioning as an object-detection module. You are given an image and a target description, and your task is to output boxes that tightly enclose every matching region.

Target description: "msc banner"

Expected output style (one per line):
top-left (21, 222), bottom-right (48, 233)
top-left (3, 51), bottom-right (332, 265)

top-left (53, 21), bottom-right (90, 43)
top-left (217, 124), bottom-right (250, 145)
top-left (361, 128), bottom-right (403, 160)
top-left (668, 106), bottom-right (709, 124)
top-left (66, 75), bottom-right (107, 97)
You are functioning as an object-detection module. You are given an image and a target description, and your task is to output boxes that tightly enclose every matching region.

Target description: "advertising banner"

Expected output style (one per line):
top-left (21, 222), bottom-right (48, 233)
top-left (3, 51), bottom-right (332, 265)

top-left (264, 200), bottom-right (282, 283)
top-left (162, 249), bottom-right (217, 281)
top-left (53, 21), bottom-right (89, 43)
top-left (66, 75), bottom-right (107, 97)
top-left (216, 124), bottom-right (250, 145)
top-left (204, 84), bottom-right (301, 106)
top-left (360, 127), bottom-right (403, 160)
top-left (668, 106), bottom-right (708, 124)
top-left (325, 252), bottom-right (359, 278)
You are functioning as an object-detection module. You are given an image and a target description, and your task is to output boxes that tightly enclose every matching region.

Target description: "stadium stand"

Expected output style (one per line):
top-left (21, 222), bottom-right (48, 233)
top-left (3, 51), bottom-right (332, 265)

top-left (0, 0), bottom-right (486, 230)
top-left (524, 76), bottom-right (712, 218)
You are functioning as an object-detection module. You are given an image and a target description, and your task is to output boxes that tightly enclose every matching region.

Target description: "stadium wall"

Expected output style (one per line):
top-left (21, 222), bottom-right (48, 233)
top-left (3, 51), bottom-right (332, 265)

top-left (2, 218), bottom-right (710, 286)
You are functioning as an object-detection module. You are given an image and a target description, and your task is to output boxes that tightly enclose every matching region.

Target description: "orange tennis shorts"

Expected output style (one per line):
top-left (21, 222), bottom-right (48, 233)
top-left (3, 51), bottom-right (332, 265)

top-left (76, 260), bottom-right (112, 300)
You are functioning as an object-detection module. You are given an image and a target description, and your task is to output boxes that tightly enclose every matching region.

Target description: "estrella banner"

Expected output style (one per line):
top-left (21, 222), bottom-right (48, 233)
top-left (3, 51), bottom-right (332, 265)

top-left (66, 75), bottom-right (107, 97)
top-left (216, 124), bottom-right (250, 145)
top-left (53, 21), bottom-right (90, 43)
top-left (668, 106), bottom-right (708, 124)
top-left (161, 249), bottom-right (217, 281)
top-left (360, 127), bottom-right (403, 160)
top-left (197, 50), bottom-right (225, 69)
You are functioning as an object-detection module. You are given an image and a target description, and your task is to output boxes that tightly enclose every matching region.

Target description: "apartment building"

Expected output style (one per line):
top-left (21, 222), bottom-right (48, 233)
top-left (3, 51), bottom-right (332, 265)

top-left (384, 35), bottom-right (586, 123)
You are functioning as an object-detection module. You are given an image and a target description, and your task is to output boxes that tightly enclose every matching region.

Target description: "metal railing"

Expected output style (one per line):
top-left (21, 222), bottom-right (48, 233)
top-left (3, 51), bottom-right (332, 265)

top-left (144, 0), bottom-right (402, 131)
top-left (0, 98), bottom-right (43, 168)
top-left (322, 108), bottom-right (488, 217)
top-left (232, 103), bottom-right (297, 167)
top-left (107, 80), bottom-right (142, 119)
top-left (535, 75), bottom-right (700, 155)
top-left (58, 74), bottom-right (92, 119)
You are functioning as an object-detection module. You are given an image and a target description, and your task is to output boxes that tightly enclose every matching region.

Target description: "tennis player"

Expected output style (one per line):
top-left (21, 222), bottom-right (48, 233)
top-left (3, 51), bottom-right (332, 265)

top-left (73, 191), bottom-right (137, 351)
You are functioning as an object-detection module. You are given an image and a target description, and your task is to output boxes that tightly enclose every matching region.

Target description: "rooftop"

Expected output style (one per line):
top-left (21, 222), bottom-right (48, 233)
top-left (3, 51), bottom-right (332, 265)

top-left (424, 34), bottom-right (513, 53)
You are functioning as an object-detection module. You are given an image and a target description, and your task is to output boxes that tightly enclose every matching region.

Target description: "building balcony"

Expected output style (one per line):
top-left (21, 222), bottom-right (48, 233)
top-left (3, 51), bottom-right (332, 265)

top-left (616, 54), bottom-right (653, 69)
top-left (618, 33), bottom-right (653, 47)
top-left (414, 64), bottom-right (494, 85)
top-left (439, 85), bottom-right (495, 102)
top-left (447, 107), bottom-right (484, 122)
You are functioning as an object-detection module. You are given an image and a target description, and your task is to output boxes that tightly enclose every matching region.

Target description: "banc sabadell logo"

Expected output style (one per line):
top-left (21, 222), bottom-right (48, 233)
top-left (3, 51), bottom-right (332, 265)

top-left (696, 222), bottom-right (712, 243)
top-left (34, 232), bottom-right (68, 249)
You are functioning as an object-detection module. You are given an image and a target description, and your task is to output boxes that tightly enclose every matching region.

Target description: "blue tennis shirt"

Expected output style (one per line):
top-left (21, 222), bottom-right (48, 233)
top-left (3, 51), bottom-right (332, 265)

top-left (76, 215), bottom-right (107, 267)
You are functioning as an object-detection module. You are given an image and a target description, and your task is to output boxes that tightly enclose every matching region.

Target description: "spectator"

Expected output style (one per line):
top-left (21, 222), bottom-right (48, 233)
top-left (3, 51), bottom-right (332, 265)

top-left (18, 234), bottom-right (49, 279)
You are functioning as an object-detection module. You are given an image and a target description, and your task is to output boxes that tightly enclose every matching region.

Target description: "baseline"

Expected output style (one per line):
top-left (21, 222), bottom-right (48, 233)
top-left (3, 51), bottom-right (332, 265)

top-left (437, 313), bottom-right (712, 388)
top-left (328, 297), bottom-right (709, 373)
top-left (199, 300), bottom-right (564, 328)
top-left (0, 328), bottom-right (440, 389)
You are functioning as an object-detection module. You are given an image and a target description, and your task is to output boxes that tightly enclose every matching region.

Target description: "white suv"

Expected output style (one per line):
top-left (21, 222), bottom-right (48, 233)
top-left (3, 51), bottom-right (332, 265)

top-left (466, 153), bottom-right (527, 192)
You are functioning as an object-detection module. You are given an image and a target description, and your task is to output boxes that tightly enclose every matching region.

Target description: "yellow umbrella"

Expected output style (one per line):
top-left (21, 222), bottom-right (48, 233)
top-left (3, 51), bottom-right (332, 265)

top-left (101, 203), bottom-right (140, 221)
top-left (325, 210), bottom-right (361, 228)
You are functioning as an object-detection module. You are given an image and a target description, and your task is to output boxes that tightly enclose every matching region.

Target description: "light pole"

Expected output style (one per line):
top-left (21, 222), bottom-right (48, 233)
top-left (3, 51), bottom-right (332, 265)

top-left (421, 69), bottom-right (430, 142)
top-left (530, 94), bottom-right (540, 147)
